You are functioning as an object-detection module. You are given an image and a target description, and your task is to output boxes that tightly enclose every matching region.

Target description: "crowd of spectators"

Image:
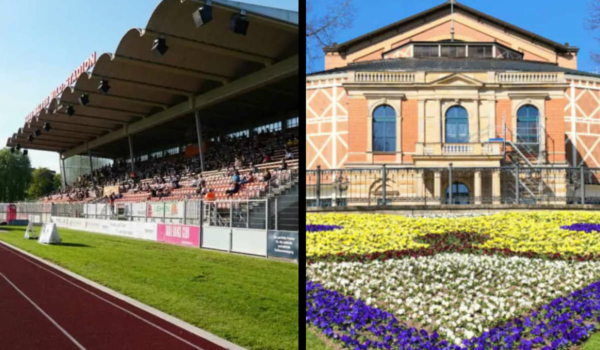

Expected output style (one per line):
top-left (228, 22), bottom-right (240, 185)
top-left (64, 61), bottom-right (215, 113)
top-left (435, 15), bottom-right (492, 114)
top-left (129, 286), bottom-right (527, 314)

top-left (43, 127), bottom-right (299, 204)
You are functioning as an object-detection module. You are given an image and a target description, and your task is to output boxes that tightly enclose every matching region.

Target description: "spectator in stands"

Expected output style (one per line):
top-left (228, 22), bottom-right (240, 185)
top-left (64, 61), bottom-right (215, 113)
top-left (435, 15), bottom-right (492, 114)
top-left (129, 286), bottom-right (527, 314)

top-left (285, 148), bottom-right (294, 160)
top-left (250, 162), bottom-right (260, 174)
top-left (205, 189), bottom-right (216, 201)
top-left (262, 153), bottom-right (272, 164)
top-left (240, 173), bottom-right (253, 185)
top-left (232, 170), bottom-right (241, 184)
top-left (172, 173), bottom-right (181, 189)
top-left (226, 180), bottom-right (241, 197)
top-left (234, 157), bottom-right (242, 169)
top-left (280, 158), bottom-right (288, 171)
top-left (262, 169), bottom-right (272, 182)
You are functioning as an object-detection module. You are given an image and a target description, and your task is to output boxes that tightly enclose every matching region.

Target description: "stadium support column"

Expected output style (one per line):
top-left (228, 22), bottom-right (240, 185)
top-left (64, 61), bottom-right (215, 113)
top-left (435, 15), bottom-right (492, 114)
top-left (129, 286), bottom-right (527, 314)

top-left (128, 135), bottom-right (135, 173)
top-left (60, 154), bottom-right (67, 187)
top-left (194, 110), bottom-right (205, 172)
top-left (88, 151), bottom-right (96, 188)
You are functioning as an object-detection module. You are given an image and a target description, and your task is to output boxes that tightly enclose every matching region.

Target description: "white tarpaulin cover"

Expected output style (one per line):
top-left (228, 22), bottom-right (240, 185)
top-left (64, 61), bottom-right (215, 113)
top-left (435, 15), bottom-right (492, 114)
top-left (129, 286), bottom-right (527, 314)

top-left (24, 222), bottom-right (38, 239)
top-left (38, 223), bottom-right (61, 244)
top-left (51, 217), bottom-right (157, 241)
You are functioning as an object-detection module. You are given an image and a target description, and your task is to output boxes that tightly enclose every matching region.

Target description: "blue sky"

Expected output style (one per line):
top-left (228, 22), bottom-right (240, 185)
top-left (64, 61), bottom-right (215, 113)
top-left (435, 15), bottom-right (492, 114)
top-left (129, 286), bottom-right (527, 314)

top-left (0, 0), bottom-right (297, 173)
top-left (307, 0), bottom-right (600, 73)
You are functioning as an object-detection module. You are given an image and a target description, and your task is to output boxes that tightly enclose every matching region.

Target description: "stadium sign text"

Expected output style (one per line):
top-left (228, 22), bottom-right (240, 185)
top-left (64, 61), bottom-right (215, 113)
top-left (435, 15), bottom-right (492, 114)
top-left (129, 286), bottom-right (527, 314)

top-left (26, 52), bottom-right (97, 123)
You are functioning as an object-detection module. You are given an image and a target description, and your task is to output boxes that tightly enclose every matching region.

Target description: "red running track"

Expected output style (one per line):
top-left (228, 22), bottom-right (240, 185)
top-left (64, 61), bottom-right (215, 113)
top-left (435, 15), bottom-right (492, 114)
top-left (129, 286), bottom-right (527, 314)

top-left (0, 242), bottom-right (229, 350)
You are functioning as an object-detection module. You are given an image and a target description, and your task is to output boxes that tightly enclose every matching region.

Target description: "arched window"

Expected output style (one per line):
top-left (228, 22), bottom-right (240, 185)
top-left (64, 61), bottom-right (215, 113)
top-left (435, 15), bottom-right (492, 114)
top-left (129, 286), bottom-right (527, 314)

top-left (445, 106), bottom-right (469, 143)
top-left (373, 105), bottom-right (396, 152)
top-left (446, 182), bottom-right (470, 204)
top-left (516, 105), bottom-right (539, 145)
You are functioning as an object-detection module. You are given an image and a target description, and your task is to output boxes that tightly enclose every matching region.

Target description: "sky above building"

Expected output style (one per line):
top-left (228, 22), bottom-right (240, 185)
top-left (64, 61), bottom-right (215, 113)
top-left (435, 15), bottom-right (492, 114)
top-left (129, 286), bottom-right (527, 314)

top-left (307, 0), bottom-right (600, 73)
top-left (0, 0), bottom-right (298, 173)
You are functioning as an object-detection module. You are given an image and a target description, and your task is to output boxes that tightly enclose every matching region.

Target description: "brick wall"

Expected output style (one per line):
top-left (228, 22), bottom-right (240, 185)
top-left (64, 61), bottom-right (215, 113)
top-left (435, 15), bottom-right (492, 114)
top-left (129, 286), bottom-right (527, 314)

top-left (347, 98), bottom-right (368, 163)
top-left (545, 99), bottom-right (567, 163)
top-left (402, 100), bottom-right (418, 163)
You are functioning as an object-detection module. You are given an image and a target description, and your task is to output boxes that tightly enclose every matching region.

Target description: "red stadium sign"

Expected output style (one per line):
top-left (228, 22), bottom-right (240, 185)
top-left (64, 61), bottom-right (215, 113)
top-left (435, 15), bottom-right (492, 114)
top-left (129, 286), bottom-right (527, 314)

top-left (25, 52), bottom-right (97, 124)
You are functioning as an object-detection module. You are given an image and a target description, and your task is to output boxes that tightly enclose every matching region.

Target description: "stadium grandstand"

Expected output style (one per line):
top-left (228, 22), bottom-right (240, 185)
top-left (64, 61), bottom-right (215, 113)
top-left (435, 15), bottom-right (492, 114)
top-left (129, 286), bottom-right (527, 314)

top-left (4, 0), bottom-right (299, 235)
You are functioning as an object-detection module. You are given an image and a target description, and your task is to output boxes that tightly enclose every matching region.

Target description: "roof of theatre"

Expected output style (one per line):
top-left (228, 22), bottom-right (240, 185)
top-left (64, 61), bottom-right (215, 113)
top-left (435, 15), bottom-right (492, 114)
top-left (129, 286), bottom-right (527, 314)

top-left (323, 1), bottom-right (578, 55)
top-left (7, 0), bottom-right (298, 159)
top-left (307, 58), bottom-right (600, 80)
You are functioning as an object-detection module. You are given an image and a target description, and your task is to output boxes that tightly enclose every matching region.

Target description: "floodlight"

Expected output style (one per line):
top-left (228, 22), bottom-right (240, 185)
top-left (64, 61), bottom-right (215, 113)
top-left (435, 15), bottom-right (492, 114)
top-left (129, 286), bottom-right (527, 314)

top-left (27, 134), bottom-right (34, 142)
top-left (34, 129), bottom-right (41, 137)
top-left (193, 4), bottom-right (213, 27)
top-left (230, 12), bottom-right (249, 35)
top-left (79, 94), bottom-right (90, 106)
top-left (15, 144), bottom-right (21, 151)
top-left (152, 38), bottom-right (169, 56)
top-left (66, 105), bottom-right (75, 116)
top-left (98, 80), bottom-right (110, 94)
top-left (23, 150), bottom-right (28, 156)
top-left (43, 123), bottom-right (51, 132)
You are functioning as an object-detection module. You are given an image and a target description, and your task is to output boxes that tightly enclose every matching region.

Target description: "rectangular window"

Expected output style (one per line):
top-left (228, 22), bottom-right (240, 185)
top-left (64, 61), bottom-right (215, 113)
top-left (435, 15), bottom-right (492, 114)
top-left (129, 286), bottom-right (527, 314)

top-left (140, 155), bottom-right (148, 161)
top-left (227, 130), bottom-right (250, 139)
top-left (468, 45), bottom-right (493, 58)
top-left (441, 45), bottom-right (466, 58)
top-left (254, 121), bottom-right (282, 134)
top-left (373, 117), bottom-right (396, 152)
top-left (414, 45), bottom-right (439, 58)
top-left (287, 117), bottom-right (299, 128)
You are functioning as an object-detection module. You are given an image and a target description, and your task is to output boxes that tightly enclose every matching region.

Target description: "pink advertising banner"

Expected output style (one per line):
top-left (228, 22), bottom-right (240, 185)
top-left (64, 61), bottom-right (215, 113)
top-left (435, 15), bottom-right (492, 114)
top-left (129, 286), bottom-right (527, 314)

top-left (157, 223), bottom-right (201, 247)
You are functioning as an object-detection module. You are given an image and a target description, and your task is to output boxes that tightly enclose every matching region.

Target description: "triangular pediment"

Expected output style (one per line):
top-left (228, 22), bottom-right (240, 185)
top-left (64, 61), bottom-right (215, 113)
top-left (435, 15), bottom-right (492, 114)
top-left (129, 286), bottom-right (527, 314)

top-left (429, 73), bottom-right (484, 87)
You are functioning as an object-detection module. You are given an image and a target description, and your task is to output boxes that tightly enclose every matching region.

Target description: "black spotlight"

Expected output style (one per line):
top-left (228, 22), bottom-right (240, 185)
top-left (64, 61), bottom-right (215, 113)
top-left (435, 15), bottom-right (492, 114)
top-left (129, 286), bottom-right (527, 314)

top-left (152, 38), bottom-right (169, 56)
top-left (10, 147), bottom-right (14, 153)
top-left (66, 105), bottom-right (75, 116)
top-left (15, 144), bottom-right (21, 151)
top-left (27, 134), bottom-right (34, 142)
top-left (23, 150), bottom-right (28, 156)
top-left (230, 13), bottom-right (249, 35)
top-left (193, 5), bottom-right (213, 27)
top-left (34, 129), bottom-right (41, 137)
top-left (79, 93), bottom-right (90, 106)
top-left (98, 80), bottom-right (110, 94)
top-left (43, 123), bottom-right (51, 132)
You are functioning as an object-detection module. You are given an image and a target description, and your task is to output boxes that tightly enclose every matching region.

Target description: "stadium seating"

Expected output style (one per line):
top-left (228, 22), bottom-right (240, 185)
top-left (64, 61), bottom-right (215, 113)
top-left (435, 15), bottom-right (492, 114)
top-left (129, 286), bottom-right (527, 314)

top-left (42, 128), bottom-right (299, 204)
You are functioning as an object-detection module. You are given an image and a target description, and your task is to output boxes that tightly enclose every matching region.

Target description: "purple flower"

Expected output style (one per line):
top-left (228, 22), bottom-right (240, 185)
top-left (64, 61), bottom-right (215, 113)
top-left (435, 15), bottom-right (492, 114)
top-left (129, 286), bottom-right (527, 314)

top-left (306, 225), bottom-right (344, 232)
top-left (560, 223), bottom-right (600, 233)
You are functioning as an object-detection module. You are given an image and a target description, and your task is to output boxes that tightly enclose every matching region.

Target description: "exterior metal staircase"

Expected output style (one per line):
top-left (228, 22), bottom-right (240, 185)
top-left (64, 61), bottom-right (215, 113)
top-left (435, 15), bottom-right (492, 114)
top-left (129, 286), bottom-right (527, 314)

top-left (497, 114), bottom-right (546, 203)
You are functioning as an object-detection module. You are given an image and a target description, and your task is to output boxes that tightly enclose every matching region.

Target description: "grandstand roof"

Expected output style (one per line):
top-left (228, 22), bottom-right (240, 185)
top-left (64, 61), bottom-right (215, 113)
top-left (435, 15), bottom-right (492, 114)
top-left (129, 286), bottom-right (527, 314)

top-left (6, 0), bottom-right (298, 159)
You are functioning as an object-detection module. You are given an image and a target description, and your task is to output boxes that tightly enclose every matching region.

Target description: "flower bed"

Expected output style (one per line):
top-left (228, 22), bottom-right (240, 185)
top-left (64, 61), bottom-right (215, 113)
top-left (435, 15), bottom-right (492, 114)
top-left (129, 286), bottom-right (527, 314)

top-left (307, 212), bottom-right (600, 257)
top-left (306, 212), bottom-right (600, 349)
top-left (308, 253), bottom-right (600, 345)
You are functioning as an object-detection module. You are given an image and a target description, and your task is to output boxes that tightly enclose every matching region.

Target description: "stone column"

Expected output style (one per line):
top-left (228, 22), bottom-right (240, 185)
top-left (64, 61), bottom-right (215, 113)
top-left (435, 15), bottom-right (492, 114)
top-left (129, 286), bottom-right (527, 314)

top-left (434, 171), bottom-right (442, 204)
top-left (492, 170), bottom-right (501, 205)
top-left (474, 170), bottom-right (482, 205)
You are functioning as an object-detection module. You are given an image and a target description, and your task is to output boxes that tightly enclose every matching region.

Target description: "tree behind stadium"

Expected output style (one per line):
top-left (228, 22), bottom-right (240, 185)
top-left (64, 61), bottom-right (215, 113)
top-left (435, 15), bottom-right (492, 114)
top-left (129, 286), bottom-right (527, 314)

top-left (28, 168), bottom-right (57, 200)
top-left (0, 149), bottom-right (32, 202)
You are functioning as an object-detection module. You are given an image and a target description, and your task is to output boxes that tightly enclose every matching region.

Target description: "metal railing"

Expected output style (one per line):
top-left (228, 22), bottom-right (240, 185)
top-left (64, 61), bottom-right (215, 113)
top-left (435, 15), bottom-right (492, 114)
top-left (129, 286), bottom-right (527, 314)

top-left (0, 197), bottom-right (299, 232)
top-left (307, 165), bottom-right (600, 208)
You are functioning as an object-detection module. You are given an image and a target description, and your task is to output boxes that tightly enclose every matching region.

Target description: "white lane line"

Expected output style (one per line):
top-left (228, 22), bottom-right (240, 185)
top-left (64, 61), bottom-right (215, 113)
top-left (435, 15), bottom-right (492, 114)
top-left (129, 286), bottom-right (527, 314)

top-left (0, 245), bottom-right (208, 350)
top-left (0, 272), bottom-right (87, 350)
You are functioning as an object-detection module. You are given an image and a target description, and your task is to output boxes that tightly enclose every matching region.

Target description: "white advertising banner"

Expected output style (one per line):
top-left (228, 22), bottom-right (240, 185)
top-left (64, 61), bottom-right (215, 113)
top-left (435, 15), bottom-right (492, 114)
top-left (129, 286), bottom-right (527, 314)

top-left (51, 217), bottom-right (157, 241)
top-left (147, 202), bottom-right (184, 218)
top-left (131, 203), bottom-right (146, 217)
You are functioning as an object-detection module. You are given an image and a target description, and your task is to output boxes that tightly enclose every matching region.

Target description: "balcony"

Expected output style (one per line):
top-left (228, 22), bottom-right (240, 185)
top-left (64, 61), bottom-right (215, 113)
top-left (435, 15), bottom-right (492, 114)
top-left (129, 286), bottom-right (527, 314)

top-left (417, 142), bottom-right (503, 157)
